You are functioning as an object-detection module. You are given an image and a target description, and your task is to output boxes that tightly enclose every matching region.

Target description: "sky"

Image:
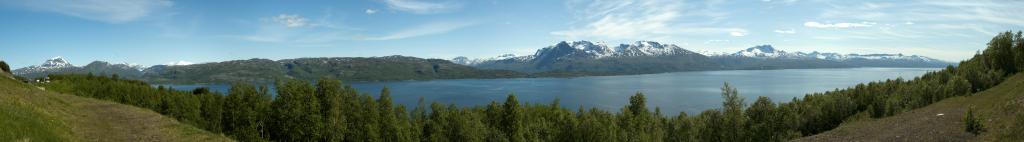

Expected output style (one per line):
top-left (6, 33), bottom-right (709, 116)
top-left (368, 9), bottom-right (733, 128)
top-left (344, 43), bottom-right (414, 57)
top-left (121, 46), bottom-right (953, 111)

top-left (1, 0), bottom-right (1022, 68)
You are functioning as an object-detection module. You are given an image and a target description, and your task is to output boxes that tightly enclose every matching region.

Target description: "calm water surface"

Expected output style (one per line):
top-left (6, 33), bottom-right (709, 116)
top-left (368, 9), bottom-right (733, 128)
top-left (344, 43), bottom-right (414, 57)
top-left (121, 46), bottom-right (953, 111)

top-left (162, 68), bottom-right (938, 114)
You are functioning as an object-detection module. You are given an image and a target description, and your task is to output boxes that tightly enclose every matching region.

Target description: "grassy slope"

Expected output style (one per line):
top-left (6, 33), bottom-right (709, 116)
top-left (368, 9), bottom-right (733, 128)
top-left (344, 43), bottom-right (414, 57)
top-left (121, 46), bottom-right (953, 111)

top-left (795, 73), bottom-right (1024, 141)
top-left (0, 73), bottom-right (233, 142)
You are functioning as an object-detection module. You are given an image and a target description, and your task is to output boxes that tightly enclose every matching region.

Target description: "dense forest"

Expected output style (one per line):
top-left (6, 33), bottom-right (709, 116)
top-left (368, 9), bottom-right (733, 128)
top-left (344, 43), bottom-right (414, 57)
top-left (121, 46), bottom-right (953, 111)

top-left (34, 31), bottom-right (1024, 141)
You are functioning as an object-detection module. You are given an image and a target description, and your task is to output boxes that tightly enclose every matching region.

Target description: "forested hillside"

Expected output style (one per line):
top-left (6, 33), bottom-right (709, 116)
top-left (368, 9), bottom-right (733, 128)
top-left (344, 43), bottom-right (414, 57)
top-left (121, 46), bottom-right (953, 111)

top-left (140, 56), bottom-right (525, 83)
top-left (31, 31), bottom-right (1024, 141)
top-left (279, 56), bottom-right (524, 81)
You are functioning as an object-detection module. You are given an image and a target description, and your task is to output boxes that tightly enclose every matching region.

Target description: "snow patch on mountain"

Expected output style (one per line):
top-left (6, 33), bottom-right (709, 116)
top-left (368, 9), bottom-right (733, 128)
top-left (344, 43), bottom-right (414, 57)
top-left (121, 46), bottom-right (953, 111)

top-left (724, 45), bottom-right (947, 63)
top-left (457, 41), bottom-right (700, 65)
top-left (42, 56), bottom-right (74, 68)
top-left (13, 56), bottom-right (154, 75)
top-left (166, 60), bottom-right (195, 66)
top-left (12, 56), bottom-right (78, 75)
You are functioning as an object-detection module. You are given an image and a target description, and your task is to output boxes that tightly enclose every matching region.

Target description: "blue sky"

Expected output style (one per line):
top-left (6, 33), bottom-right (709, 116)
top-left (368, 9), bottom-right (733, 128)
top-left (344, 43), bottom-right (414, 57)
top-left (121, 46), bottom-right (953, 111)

top-left (1, 0), bottom-right (1021, 68)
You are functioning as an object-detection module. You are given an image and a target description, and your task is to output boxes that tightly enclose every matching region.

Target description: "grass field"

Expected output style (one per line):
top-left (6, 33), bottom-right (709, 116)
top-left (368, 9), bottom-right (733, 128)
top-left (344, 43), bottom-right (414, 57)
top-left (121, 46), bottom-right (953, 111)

top-left (0, 73), bottom-right (233, 141)
top-left (796, 73), bottom-right (1024, 141)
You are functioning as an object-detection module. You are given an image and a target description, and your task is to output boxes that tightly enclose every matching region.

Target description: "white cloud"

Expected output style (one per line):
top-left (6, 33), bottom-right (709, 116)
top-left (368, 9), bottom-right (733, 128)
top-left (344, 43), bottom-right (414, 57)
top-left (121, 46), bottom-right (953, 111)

top-left (774, 29), bottom-right (796, 34)
top-left (365, 9), bottom-right (378, 14)
top-left (820, 1), bottom-right (1024, 29)
top-left (803, 21), bottom-right (874, 28)
top-left (361, 21), bottom-right (476, 40)
top-left (269, 14), bottom-right (309, 28)
top-left (552, 0), bottom-right (739, 40)
top-left (729, 31), bottom-right (747, 36)
top-left (234, 12), bottom-right (356, 44)
top-left (8, 0), bottom-right (172, 23)
top-left (383, 0), bottom-right (461, 14)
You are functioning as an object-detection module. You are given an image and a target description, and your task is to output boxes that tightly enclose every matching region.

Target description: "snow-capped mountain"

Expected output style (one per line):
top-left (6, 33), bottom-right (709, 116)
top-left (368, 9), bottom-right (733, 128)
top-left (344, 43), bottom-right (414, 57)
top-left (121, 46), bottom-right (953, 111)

top-left (535, 41), bottom-right (699, 59)
top-left (463, 41), bottom-right (717, 73)
top-left (723, 45), bottom-right (946, 63)
top-left (696, 50), bottom-right (728, 57)
top-left (83, 61), bottom-right (148, 72)
top-left (456, 41), bottom-right (701, 66)
top-left (13, 56), bottom-right (151, 79)
top-left (12, 56), bottom-right (79, 75)
top-left (731, 45), bottom-right (804, 58)
top-left (458, 42), bottom-right (950, 73)
top-left (451, 54), bottom-right (520, 66)
top-left (714, 45), bottom-right (950, 68)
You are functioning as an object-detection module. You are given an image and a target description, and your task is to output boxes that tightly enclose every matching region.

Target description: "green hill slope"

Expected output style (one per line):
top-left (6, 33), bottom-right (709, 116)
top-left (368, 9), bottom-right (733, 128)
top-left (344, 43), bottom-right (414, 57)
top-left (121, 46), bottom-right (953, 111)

top-left (0, 73), bottom-right (232, 141)
top-left (795, 73), bottom-right (1024, 141)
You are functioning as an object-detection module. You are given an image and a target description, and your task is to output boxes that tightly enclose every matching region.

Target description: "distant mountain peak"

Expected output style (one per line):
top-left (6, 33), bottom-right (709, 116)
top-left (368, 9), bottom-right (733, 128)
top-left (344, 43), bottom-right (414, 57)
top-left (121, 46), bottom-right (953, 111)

top-left (744, 45), bottom-right (776, 53)
top-left (733, 45), bottom-right (792, 58)
top-left (43, 56), bottom-right (73, 68)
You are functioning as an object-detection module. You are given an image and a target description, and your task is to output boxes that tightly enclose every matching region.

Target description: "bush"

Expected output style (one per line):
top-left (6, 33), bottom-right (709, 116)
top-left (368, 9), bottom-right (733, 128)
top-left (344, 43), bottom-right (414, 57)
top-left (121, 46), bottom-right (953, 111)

top-left (964, 106), bottom-right (985, 134)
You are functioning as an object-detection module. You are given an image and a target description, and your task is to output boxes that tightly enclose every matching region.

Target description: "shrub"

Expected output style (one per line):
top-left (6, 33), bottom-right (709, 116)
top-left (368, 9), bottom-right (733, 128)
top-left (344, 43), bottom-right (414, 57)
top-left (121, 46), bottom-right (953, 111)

top-left (964, 106), bottom-right (985, 134)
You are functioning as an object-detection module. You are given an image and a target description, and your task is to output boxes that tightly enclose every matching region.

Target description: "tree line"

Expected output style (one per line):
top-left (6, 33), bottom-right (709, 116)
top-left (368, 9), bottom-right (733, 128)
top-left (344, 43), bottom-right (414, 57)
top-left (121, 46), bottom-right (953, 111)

top-left (36, 31), bottom-right (1024, 141)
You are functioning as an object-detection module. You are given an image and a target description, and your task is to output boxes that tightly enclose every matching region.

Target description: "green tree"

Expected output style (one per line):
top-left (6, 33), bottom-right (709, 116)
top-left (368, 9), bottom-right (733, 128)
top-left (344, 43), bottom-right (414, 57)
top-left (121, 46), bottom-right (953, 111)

top-left (379, 87), bottom-right (406, 141)
top-left (271, 79), bottom-right (322, 141)
top-left (1014, 31), bottom-right (1024, 72)
top-left (502, 94), bottom-right (525, 142)
top-left (720, 82), bottom-right (747, 141)
top-left (622, 92), bottom-right (661, 142)
top-left (223, 83), bottom-right (270, 141)
top-left (986, 31), bottom-right (1017, 74)
top-left (964, 106), bottom-right (985, 134)
top-left (315, 79), bottom-right (347, 141)
top-left (746, 96), bottom-right (781, 141)
top-left (198, 92), bottom-right (224, 132)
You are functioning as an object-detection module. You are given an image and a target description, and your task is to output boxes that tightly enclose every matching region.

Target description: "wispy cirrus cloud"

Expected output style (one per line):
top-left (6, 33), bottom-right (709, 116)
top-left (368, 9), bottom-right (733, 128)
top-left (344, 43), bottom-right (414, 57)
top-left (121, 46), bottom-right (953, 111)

top-left (551, 0), bottom-right (743, 41)
top-left (268, 14), bottom-right (310, 28)
top-left (729, 31), bottom-right (747, 37)
top-left (5, 0), bottom-right (173, 23)
top-left (815, 0), bottom-right (1024, 36)
top-left (383, 0), bottom-right (462, 14)
top-left (235, 13), bottom-right (353, 44)
top-left (360, 21), bottom-right (476, 40)
top-left (774, 29), bottom-right (796, 34)
top-left (803, 21), bottom-right (875, 28)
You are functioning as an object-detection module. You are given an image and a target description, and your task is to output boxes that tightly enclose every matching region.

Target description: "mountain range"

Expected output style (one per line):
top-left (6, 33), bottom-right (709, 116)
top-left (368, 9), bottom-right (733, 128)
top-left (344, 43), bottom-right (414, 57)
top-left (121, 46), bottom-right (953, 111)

top-left (13, 41), bottom-right (951, 83)
top-left (463, 41), bottom-right (719, 74)
top-left (13, 56), bottom-right (524, 83)
top-left (455, 41), bottom-right (951, 72)
top-left (712, 45), bottom-right (948, 69)
top-left (13, 57), bottom-right (147, 79)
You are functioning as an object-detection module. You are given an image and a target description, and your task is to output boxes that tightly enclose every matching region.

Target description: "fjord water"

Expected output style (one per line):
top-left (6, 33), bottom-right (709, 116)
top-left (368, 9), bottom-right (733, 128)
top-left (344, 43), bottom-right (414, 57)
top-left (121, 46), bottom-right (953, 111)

top-left (164, 68), bottom-right (936, 114)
